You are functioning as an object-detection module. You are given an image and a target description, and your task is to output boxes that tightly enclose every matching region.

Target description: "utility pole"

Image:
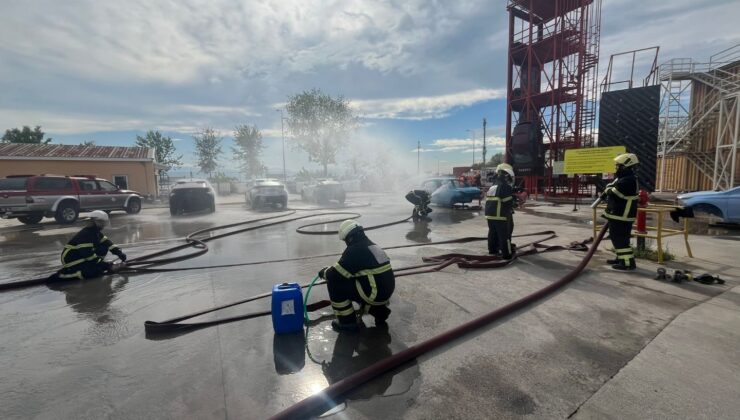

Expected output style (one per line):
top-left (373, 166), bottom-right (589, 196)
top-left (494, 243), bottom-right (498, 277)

top-left (417, 140), bottom-right (421, 175)
top-left (466, 129), bottom-right (476, 167)
top-left (482, 118), bottom-right (487, 177)
top-left (276, 109), bottom-right (287, 183)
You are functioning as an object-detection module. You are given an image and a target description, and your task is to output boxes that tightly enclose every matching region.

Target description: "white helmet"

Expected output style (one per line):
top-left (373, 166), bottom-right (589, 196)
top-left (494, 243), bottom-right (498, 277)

top-left (89, 210), bottom-right (109, 227)
top-left (338, 219), bottom-right (362, 241)
top-left (496, 163), bottom-right (515, 179)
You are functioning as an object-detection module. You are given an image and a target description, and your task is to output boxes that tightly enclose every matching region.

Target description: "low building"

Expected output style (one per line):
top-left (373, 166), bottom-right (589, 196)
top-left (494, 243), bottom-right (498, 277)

top-left (0, 143), bottom-right (161, 198)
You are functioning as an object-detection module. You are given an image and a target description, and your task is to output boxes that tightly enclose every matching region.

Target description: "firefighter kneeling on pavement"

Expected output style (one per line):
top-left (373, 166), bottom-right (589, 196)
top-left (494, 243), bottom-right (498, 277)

top-left (486, 163), bottom-right (516, 259)
top-left (49, 210), bottom-right (127, 281)
top-left (318, 220), bottom-right (395, 332)
top-left (602, 153), bottom-right (640, 271)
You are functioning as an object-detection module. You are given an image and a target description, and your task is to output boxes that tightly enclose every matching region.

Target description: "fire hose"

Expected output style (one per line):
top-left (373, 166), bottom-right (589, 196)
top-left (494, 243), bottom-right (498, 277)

top-left (142, 230), bottom-right (584, 335)
top-left (266, 224), bottom-right (608, 420)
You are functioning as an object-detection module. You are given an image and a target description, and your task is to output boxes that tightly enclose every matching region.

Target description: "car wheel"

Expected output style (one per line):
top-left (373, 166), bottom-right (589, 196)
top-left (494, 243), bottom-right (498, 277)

top-left (209, 199), bottom-right (216, 213)
top-left (337, 192), bottom-right (346, 204)
top-left (252, 197), bottom-right (261, 210)
top-left (301, 190), bottom-right (307, 201)
top-left (18, 214), bottom-right (44, 225)
top-left (281, 197), bottom-right (288, 209)
top-left (125, 198), bottom-right (142, 214)
top-left (55, 201), bottom-right (79, 224)
top-left (170, 206), bottom-right (178, 216)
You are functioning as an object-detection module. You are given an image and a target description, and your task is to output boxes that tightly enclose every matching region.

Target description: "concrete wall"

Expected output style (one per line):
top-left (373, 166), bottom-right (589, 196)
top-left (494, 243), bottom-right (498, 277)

top-left (0, 160), bottom-right (158, 197)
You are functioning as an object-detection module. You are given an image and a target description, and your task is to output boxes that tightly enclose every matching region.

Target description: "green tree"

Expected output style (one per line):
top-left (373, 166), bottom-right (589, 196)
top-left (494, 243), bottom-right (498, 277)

top-left (472, 152), bottom-right (504, 170)
top-left (135, 130), bottom-right (183, 172)
top-left (193, 128), bottom-right (223, 178)
top-left (80, 140), bottom-right (96, 146)
top-left (232, 125), bottom-right (265, 179)
top-left (2, 126), bottom-right (52, 144)
top-left (286, 88), bottom-right (358, 176)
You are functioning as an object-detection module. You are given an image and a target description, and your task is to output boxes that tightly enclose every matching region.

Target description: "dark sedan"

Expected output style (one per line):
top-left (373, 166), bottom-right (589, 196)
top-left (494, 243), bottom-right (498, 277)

top-left (169, 179), bottom-right (216, 216)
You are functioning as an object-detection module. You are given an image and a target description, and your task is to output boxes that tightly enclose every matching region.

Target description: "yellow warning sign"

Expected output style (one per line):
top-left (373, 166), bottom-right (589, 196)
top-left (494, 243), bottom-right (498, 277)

top-left (563, 146), bottom-right (626, 174)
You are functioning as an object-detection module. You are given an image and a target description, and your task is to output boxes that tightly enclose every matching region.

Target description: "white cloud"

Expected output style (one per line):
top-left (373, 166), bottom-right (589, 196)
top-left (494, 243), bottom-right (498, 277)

top-left (354, 88), bottom-right (505, 120)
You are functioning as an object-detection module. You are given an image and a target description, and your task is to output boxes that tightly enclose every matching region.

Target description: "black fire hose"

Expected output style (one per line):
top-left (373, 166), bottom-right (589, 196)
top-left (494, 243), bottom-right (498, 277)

top-left (142, 231), bottom-right (567, 335)
top-left (267, 224), bottom-right (608, 420)
top-left (0, 211), bottom-right (365, 291)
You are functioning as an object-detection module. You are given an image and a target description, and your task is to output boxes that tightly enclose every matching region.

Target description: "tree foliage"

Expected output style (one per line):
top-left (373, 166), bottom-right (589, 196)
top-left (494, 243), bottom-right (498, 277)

top-left (135, 130), bottom-right (183, 172)
top-left (2, 126), bottom-right (52, 144)
top-left (285, 88), bottom-right (358, 176)
top-left (193, 128), bottom-right (223, 178)
top-left (80, 140), bottom-right (96, 146)
top-left (232, 125), bottom-right (265, 179)
top-left (472, 152), bottom-right (504, 170)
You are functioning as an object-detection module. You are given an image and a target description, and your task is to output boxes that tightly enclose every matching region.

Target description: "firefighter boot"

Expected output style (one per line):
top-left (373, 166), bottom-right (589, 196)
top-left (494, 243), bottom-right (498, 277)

top-left (368, 305), bottom-right (391, 326)
top-left (331, 315), bottom-right (360, 333)
top-left (612, 258), bottom-right (636, 271)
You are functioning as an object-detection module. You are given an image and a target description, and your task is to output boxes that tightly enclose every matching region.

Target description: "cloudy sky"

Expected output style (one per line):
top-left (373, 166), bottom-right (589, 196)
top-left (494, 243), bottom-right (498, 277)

top-left (1, 0), bottom-right (738, 175)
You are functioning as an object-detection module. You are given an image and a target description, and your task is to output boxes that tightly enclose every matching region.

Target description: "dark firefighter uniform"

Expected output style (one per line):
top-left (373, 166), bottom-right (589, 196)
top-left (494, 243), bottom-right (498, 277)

top-left (485, 178), bottom-right (515, 259)
top-left (57, 226), bottom-right (126, 280)
top-left (603, 169), bottom-right (639, 269)
top-left (320, 226), bottom-right (395, 329)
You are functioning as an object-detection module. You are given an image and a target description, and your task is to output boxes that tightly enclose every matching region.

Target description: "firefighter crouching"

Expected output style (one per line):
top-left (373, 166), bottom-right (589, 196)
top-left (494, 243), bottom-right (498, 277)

top-left (602, 153), bottom-right (640, 271)
top-left (49, 210), bottom-right (127, 281)
top-left (485, 163), bottom-right (516, 259)
top-left (318, 220), bottom-right (395, 332)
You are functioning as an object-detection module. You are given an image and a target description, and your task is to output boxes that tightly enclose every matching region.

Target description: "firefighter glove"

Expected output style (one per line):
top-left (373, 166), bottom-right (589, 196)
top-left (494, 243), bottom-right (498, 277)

top-left (113, 249), bottom-right (127, 262)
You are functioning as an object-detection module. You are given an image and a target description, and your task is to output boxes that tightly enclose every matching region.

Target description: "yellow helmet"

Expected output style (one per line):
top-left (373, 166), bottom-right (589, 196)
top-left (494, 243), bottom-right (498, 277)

top-left (338, 219), bottom-right (362, 241)
top-left (496, 163), bottom-right (515, 179)
top-left (614, 153), bottom-right (639, 168)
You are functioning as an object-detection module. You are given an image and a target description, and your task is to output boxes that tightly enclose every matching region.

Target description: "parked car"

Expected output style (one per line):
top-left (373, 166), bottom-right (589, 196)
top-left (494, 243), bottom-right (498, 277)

top-left (0, 174), bottom-right (142, 225)
top-left (169, 179), bottom-right (216, 216)
top-left (421, 177), bottom-right (482, 208)
top-left (677, 187), bottom-right (740, 223)
top-left (245, 179), bottom-right (288, 209)
top-left (301, 179), bottom-right (346, 205)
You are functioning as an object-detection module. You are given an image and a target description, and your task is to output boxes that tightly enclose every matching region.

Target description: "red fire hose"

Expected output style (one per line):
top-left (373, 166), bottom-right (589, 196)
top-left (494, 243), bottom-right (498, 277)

top-left (268, 224), bottom-right (608, 420)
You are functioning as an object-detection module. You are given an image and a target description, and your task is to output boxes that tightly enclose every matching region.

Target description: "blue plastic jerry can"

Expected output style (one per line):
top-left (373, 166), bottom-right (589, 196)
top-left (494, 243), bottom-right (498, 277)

top-left (271, 283), bottom-right (304, 334)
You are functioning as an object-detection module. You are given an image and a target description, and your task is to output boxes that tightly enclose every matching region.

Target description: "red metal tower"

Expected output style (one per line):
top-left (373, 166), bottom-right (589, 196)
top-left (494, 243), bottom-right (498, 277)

top-left (505, 0), bottom-right (602, 195)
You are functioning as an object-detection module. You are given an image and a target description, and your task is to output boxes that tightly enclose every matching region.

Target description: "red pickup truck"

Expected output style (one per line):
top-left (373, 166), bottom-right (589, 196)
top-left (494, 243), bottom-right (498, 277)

top-left (0, 174), bottom-right (142, 225)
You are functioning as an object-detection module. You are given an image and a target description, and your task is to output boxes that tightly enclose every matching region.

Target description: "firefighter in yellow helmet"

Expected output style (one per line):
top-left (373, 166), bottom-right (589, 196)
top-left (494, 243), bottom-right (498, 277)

top-left (485, 163), bottom-right (516, 259)
top-left (318, 220), bottom-right (395, 332)
top-left (602, 153), bottom-right (640, 270)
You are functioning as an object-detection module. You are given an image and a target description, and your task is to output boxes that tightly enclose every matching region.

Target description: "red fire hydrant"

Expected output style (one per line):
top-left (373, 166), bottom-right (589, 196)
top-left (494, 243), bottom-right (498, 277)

top-left (636, 189), bottom-right (649, 250)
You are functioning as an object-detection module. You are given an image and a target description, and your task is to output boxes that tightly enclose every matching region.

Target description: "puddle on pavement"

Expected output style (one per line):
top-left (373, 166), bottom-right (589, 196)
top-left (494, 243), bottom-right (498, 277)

top-left (274, 319), bottom-right (420, 417)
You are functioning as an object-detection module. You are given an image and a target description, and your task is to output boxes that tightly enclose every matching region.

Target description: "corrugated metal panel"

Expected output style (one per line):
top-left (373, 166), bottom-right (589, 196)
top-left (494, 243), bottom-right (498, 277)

top-left (0, 143), bottom-right (152, 160)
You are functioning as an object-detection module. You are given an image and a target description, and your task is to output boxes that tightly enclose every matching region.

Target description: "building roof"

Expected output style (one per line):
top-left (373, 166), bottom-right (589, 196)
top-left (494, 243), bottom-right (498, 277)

top-left (0, 143), bottom-right (155, 161)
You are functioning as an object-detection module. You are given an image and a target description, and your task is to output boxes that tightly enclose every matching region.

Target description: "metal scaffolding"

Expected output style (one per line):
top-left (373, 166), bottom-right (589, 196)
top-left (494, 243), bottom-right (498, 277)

top-left (657, 44), bottom-right (740, 191)
top-left (505, 0), bottom-right (602, 195)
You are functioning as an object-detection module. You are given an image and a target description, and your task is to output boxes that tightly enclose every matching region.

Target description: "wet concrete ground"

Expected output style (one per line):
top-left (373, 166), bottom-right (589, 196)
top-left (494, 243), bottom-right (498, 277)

top-left (1, 193), bottom-right (738, 419)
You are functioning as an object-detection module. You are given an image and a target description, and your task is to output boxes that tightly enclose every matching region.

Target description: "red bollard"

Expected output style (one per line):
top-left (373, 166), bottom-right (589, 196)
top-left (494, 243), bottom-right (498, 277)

top-left (636, 189), bottom-right (649, 250)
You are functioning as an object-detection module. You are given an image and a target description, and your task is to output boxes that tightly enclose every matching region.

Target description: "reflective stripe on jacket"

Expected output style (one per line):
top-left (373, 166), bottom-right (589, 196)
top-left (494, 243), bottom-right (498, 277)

top-left (604, 174), bottom-right (639, 222)
top-left (325, 235), bottom-right (395, 305)
top-left (61, 226), bottom-right (118, 268)
top-left (485, 180), bottom-right (514, 221)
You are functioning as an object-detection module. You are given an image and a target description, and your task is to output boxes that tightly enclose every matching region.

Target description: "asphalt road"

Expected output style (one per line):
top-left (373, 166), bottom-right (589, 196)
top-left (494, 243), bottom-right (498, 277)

top-left (1, 193), bottom-right (738, 419)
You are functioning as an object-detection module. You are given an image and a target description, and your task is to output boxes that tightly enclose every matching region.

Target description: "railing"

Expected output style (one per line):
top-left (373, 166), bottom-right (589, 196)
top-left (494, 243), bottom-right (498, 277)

top-left (710, 43), bottom-right (740, 69)
top-left (592, 204), bottom-right (693, 264)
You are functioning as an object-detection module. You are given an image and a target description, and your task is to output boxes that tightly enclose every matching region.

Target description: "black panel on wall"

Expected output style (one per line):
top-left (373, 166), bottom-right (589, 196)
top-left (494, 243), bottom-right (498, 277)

top-left (598, 85), bottom-right (660, 192)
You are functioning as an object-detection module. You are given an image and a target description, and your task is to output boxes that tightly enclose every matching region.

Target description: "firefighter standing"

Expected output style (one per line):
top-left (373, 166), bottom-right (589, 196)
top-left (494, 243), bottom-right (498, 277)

top-left (485, 163), bottom-right (516, 259)
top-left (602, 153), bottom-right (640, 271)
top-left (50, 210), bottom-right (127, 281)
top-left (318, 220), bottom-right (395, 332)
